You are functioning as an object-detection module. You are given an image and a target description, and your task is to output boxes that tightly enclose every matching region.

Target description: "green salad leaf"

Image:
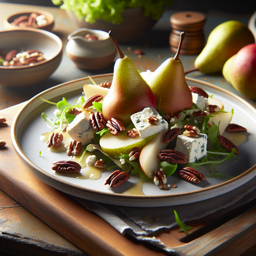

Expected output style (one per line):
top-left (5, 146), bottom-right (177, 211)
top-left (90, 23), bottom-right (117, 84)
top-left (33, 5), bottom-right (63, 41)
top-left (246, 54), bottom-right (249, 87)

top-left (52, 0), bottom-right (174, 25)
top-left (174, 210), bottom-right (193, 235)
top-left (160, 161), bottom-right (177, 176)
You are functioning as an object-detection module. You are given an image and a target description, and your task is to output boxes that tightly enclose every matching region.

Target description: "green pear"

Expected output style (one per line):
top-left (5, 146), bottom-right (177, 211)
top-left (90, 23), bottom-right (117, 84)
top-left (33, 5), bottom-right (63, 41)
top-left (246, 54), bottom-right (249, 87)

top-left (194, 20), bottom-right (255, 74)
top-left (102, 31), bottom-right (157, 125)
top-left (223, 43), bottom-right (256, 99)
top-left (144, 32), bottom-right (192, 116)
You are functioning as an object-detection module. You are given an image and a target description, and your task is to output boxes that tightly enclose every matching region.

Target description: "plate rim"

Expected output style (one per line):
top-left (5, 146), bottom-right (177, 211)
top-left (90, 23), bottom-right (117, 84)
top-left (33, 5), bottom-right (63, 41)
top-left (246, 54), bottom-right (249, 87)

top-left (11, 74), bottom-right (256, 206)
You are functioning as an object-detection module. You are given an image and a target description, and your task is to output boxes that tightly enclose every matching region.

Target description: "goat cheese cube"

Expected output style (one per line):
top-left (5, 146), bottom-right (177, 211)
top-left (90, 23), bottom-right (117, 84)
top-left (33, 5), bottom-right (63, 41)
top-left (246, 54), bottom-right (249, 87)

top-left (175, 134), bottom-right (207, 163)
top-left (130, 107), bottom-right (168, 138)
top-left (66, 111), bottom-right (94, 145)
top-left (86, 155), bottom-right (97, 166)
top-left (192, 93), bottom-right (208, 110)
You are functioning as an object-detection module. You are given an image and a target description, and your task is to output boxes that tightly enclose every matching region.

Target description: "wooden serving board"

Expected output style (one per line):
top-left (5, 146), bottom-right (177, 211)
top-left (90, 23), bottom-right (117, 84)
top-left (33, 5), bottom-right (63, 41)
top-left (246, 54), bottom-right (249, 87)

top-left (1, 104), bottom-right (256, 256)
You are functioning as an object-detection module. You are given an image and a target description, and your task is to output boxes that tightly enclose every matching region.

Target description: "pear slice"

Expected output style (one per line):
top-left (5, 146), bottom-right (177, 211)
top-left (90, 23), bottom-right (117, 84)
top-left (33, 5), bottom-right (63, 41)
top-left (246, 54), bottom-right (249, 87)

top-left (207, 97), bottom-right (224, 111)
top-left (208, 111), bottom-right (233, 135)
top-left (83, 84), bottom-right (109, 100)
top-left (99, 132), bottom-right (156, 157)
top-left (139, 127), bottom-right (168, 179)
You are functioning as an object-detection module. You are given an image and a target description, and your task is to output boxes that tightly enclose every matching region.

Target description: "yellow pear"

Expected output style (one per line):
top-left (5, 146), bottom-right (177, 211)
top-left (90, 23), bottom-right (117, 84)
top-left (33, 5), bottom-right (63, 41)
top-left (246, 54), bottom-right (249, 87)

top-left (102, 31), bottom-right (157, 125)
top-left (144, 32), bottom-right (192, 116)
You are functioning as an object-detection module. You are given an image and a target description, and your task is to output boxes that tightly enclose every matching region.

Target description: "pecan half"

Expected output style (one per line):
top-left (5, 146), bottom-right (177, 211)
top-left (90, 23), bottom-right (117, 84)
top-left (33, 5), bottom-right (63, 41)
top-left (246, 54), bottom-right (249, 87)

top-left (134, 49), bottom-right (144, 55)
top-left (158, 149), bottom-right (187, 164)
top-left (94, 159), bottom-right (106, 168)
top-left (89, 111), bottom-right (106, 131)
top-left (0, 140), bottom-right (6, 147)
top-left (83, 94), bottom-right (103, 109)
top-left (68, 108), bottom-right (82, 115)
top-left (178, 167), bottom-right (205, 183)
top-left (127, 129), bottom-right (139, 138)
top-left (28, 13), bottom-right (38, 27)
top-left (100, 82), bottom-right (112, 88)
top-left (193, 110), bottom-right (208, 117)
top-left (226, 123), bottom-right (247, 133)
top-left (5, 50), bottom-right (18, 62)
top-left (52, 160), bottom-right (81, 173)
top-left (129, 147), bottom-right (141, 161)
top-left (190, 86), bottom-right (209, 98)
top-left (12, 15), bottom-right (29, 26)
top-left (153, 169), bottom-right (168, 190)
top-left (67, 140), bottom-right (83, 156)
top-left (218, 135), bottom-right (239, 154)
top-left (106, 118), bottom-right (125, 136)
top-left (206, 104), bottom-right (220, 113)
top-left (47, 133), bottom-right (63, 147)
top-left (104, 170), bottom-right (130, 188)
top-left (163, 127), bottom-right (181, 144)
top-left (147, 115), bottom-right (159, 125)
top-left (0, 117), bottom-right (6, 123)
top-left (183, 124), bottom-right (200, 137)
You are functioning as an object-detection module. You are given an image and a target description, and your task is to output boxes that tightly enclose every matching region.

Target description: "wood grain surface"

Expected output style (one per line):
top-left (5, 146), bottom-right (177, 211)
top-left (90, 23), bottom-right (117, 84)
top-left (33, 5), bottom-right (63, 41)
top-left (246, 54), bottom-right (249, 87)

top-left (1, 104), bottom-right (256, 256)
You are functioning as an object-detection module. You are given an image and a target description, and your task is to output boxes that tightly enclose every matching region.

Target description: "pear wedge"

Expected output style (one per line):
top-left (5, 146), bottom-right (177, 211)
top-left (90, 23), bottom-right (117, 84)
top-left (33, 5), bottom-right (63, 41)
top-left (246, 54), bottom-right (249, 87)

top-left (144, 32), bottom-right (192, 116)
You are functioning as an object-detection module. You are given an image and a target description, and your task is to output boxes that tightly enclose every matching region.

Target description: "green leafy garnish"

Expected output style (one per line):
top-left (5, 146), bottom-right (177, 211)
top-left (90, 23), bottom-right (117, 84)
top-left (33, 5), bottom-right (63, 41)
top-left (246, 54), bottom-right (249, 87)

top-left (79, 149), bottom-right (87, 163)
top-left (88, 76), bottom-right (97, 85)
top-left (0, 58), bottom-right (5, 64)
top-left (39, 151), bottom-right (42, 157)
top-left (160, 161), bottom-right (177, 176)
top-left (52, 0), bottom-right (174, 25)
top-left (174, 210), bottom-right (193, 235)
top-left (118, 154), bottom-right (143, 175)
top-left (96, 127), bottom-right (109, 137)
top-left (41, 112), bottom-right (59, 129)
top-left (40, 98), bottom-right (57, 105)
top-left (93, 102), bottom-right (102, 113)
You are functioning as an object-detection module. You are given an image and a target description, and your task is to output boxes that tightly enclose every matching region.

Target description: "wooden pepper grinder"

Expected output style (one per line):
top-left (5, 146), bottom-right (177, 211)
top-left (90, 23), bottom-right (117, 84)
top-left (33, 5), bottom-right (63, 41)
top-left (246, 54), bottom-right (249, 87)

top-left (170, 11), bottom-right (206, 55)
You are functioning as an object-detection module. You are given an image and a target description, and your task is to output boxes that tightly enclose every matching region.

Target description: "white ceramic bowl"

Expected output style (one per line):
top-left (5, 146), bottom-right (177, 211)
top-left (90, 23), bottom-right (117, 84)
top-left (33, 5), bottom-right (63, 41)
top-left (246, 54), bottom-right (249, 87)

top-left (0, 29), bottom-right (63, 87)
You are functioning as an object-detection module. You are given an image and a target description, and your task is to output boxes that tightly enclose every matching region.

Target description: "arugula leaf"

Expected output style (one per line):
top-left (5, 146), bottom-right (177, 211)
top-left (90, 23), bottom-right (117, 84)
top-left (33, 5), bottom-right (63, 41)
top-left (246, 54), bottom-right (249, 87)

top-left (57, 97), bottom-right (72, 111)
top-left (174, 210), bottom-right (193, 235)
top-left (96, 127), bottom-right (109, 137)
top-left (93, 102), bottom-right (102, 113)
top-left (160, 161), bottom-right (177, 176)
top-left (79, 148), bottom-right (87, 163)
top-left (118, 154), bottom-right (142, 175)
top-left (41, 112), bottom-right (58, 129)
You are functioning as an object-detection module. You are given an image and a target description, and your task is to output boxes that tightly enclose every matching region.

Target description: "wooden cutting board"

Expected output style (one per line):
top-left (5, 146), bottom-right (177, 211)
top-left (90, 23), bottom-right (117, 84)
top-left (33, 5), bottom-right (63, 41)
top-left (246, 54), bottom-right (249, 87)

top-left (0, 104), bottom-right (256, 256)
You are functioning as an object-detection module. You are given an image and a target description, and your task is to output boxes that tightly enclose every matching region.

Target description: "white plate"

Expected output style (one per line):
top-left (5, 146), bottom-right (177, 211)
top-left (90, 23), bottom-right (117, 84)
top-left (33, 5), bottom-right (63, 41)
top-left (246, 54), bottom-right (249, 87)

top-left (11, 74), bottom-right (256, 207)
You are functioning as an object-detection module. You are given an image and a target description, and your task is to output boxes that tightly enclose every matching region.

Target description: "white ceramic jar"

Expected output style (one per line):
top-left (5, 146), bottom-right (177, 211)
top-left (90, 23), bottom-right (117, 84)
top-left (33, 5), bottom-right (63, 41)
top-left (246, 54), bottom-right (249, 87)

top-left (66, 28), bottom-right (116, 70)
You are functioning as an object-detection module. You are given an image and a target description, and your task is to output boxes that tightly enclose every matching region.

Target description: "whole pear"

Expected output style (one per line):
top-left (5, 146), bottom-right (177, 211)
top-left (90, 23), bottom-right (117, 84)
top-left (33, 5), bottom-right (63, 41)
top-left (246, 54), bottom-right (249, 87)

top-left (145, 32), bottom-right (192, 116)
top-left (194, 20), bottom-right (255, 74)
top-left (102, 31), bottom-right (156, 125)
top-left (223, 43), bottom-right (256, 99)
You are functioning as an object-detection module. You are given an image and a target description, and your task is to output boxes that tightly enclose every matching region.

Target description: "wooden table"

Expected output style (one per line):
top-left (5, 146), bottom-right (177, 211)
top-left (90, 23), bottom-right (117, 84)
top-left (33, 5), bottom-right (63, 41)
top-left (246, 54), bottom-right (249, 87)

top-left (1, 3), bottom-right (256, 256)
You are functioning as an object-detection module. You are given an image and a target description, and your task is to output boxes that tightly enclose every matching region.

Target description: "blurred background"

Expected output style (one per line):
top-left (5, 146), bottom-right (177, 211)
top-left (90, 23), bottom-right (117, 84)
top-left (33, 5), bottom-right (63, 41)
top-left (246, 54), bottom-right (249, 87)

top-left (0, 0), bottom-right (255, 15)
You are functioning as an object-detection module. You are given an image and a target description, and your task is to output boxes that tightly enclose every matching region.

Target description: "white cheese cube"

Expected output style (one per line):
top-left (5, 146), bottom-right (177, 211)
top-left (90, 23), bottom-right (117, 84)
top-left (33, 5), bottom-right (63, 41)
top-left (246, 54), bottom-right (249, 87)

top-left (192, 93), bottom-right (208, 110)
top-left (66, 111), bottom-right (94, 145)
top-left (130, 107), bottom-right (168, 138)
top-left (175, 134), bottom-right (207, 163)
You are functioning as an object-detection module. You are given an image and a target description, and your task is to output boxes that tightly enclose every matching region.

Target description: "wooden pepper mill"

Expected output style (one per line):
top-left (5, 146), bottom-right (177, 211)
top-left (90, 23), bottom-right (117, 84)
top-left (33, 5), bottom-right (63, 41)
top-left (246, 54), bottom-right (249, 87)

top-left (170, 11), bottom-right (206, 55)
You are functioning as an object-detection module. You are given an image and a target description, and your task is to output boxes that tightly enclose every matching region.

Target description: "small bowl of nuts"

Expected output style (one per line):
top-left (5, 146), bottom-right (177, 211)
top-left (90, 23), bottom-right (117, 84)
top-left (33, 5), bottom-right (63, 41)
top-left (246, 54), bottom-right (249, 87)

top-left (0, 28), bottom-right (63, 87)
top-left (3, 10), bottom-right (54, 31)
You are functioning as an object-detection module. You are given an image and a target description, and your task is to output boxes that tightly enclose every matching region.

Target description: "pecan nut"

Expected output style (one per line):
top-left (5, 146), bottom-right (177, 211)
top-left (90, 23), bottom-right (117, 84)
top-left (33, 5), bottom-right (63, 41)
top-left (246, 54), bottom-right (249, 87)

top-left (47, 133), bottom-right (63, 147)
top-left (158, 149), bottom-right (187, 164)
top-left (104, 170), bottom-right (130, 188)
top-left (89, 111), bottom-right (106, 131)
top-left (147, 115), bottom-right (159, 125)
top-left (28, 13), bottom-right (38, 27)
top-left (192, 110), bottom-right (208, 117)
top-left (0, 140), bottom-right (6, 147)
top-left (100, 82), bottom-right (112, 88)
top-left (0, 117), bottom-right (7, 123)
top-left (190, 86), bottom-right (209, 98)
top-left (5, 50), bottom-right (18, 62)
top-left (134, 49), bottom-right (144, 55)
top-left (94, 159), bottom-right (106, 168)
top-left (67, 140), bottom-right (83, 156)
top-left (163, 127), bottom-right (181, 144)
top-left (127, 129), bottom-right (139, 138)
top-left (226, 123), bottom-right (247, 133)
top-left (83, 94), bottom-right (103, 109)
top-left (206, 104), bottom-right (220, 113)
top-left (52, 160), bottom-right (81, 173)
top-left (183, 124), bottom-right (200, 137)
top-left (128, 147), bottom-right (141, 161)
top-left (12, 15), bottom-right (29, 26)
top-left (178, 167), bottom-right (205, 183)
top-left (106, 118), bottom-right (125, 136)
top-left (68, 108), bottom-right (82, 115)
top-left (218, 135), bottom-right (239, 154)
top-left (153, 169), bottom-right (168, 190)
